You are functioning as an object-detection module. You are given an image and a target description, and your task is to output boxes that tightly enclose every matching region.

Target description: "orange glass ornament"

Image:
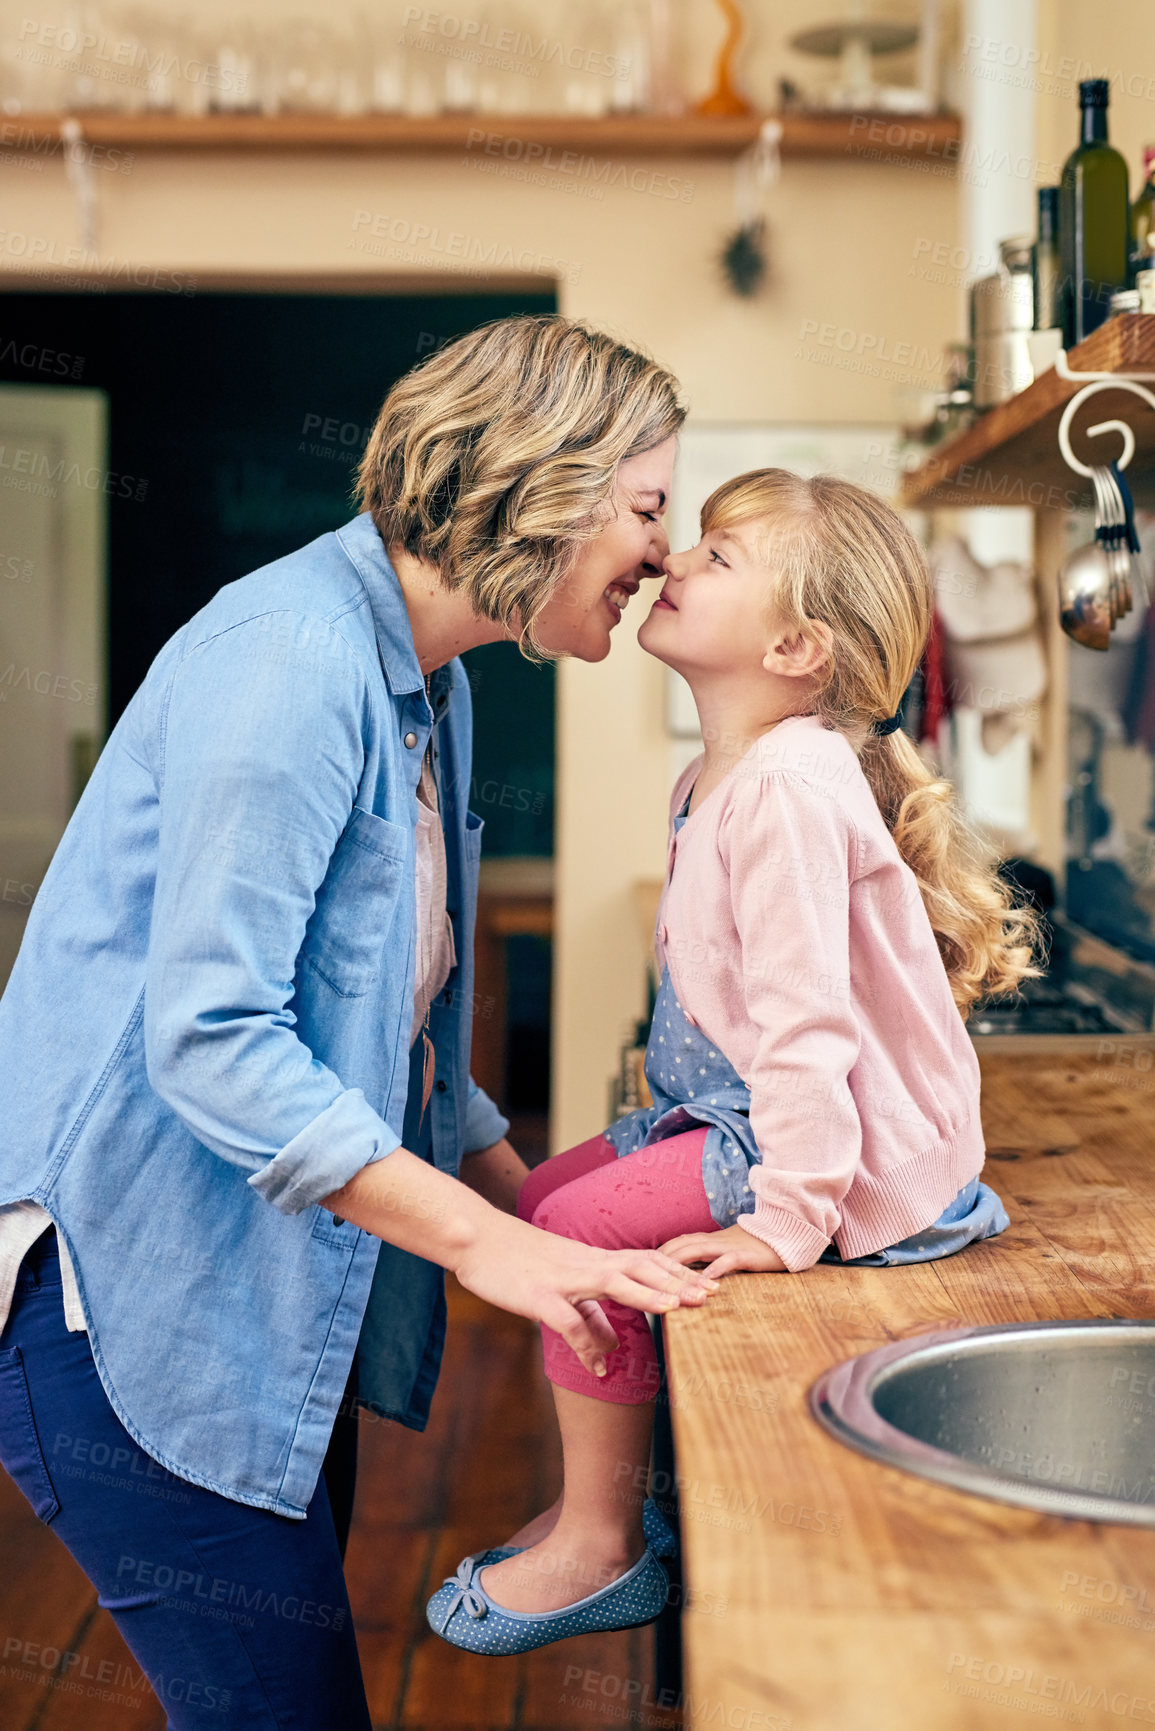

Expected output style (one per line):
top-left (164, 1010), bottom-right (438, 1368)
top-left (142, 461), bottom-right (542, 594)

top-left (695, 0), bottom-right (753, 117)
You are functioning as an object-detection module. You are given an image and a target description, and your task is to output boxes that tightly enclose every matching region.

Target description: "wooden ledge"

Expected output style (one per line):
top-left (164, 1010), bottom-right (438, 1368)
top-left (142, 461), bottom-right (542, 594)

top-left (0, 108), bottom-right (961, 161)
top-left (901, 315), bottom-right (1155, 511)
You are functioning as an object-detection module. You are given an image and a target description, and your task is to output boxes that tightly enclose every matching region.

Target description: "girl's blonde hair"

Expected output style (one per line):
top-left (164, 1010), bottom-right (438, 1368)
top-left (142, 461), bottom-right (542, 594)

top-left (701, 468), bottom-right (1040, 1014)
top-left (356, 314), bottom-right (685, 654)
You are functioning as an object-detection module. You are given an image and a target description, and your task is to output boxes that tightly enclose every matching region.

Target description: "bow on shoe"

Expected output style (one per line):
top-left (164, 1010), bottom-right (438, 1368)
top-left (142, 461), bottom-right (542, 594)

top-left (438, 1558), bottom-right (488, 1631)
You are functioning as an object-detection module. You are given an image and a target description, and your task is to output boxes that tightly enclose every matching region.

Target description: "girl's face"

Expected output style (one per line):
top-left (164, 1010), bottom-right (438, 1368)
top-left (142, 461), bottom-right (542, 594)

top-left (637, 516), bottom-right (778, 679)
top-left (529, 436), bottom-right (677, 662)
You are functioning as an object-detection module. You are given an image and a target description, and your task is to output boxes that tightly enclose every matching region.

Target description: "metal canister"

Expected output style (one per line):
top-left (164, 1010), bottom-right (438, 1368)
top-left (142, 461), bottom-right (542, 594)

top-left (971, 237), bottom-right (1036, 407)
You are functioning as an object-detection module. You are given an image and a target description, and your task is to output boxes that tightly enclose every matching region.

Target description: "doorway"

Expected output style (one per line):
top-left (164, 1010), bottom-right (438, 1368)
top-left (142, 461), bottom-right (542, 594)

top-left (0, 283), bottom-right (556, 1138)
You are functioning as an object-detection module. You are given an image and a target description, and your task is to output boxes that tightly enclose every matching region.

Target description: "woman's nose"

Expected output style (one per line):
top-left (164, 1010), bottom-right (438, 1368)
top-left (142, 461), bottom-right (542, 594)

top-left (640, 520), bottom-right (670, 577)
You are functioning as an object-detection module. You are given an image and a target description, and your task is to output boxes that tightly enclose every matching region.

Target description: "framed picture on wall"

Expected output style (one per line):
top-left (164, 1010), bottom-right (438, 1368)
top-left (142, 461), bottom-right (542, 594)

top-left (665, 423), bottom-right (904, 739)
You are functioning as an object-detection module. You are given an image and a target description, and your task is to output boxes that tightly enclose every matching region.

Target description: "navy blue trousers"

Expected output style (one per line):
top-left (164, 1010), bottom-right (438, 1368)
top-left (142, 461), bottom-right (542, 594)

top-left (0, 1231), bottom-right (372, 1729)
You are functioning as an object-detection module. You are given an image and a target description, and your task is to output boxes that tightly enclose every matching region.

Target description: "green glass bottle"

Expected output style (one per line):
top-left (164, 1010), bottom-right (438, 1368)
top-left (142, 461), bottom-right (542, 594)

top-left (1059, 79), bottom-right (1129, 345)
top-left (1131, 146), bottom-right (1155, 280)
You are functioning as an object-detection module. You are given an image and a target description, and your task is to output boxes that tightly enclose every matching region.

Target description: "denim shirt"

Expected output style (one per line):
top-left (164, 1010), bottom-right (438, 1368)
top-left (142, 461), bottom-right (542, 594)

top-left (0, 512), bottom-right (508, 1517)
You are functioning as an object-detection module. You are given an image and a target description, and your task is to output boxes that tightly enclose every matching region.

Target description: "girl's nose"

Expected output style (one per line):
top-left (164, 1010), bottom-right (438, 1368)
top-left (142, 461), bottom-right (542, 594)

top-left (663, 550), bottom-right (688, 579)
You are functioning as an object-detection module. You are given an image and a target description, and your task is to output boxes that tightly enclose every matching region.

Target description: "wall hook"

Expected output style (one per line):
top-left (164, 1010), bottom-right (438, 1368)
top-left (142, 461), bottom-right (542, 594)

top-left (1057, 377), bottom-right (1155, 479)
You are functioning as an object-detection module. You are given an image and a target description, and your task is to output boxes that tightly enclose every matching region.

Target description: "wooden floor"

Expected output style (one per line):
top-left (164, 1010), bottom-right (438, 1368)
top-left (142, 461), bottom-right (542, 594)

top-left (0, 1162), bottom-right (672, 1728)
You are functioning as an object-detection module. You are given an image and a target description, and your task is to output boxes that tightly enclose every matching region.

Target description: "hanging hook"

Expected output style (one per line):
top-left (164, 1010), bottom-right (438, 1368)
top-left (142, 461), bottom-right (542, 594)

top-left (60, 117), bottom-right (99, 256)
top-left (1057, 378), bottom-right (1155, 478)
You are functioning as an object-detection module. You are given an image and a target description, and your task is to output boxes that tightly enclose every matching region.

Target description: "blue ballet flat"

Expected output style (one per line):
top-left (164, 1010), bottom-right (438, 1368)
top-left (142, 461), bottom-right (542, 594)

top-left (461, 1546), bottom-right (519, 1568)
top-left (461, 1498), bottom-right (677, 1573)
top-left (426, 1548), bottom-right (669, 1655)
top-left (643, 1498), bottom-right (678, 1558)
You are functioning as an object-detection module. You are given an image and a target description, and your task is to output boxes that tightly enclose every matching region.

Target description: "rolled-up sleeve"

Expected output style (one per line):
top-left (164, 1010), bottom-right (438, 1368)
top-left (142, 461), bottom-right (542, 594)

top-left (725, 773), bottom-right (863, 1270)
top-left (462, 1076), bottom-right (511, 1154)
top-left (144, 613), bottom-right (402, 1214)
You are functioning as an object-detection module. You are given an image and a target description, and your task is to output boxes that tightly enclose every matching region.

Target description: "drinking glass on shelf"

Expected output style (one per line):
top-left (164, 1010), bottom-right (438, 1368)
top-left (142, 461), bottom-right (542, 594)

top-left (134, 12), bottom-right (180, 113)
top-left (443, 59), bottom-right (479, 114)
top-left (371, 58), bottom-right (405, 112)
top-left (403, 69), bottom-right (439, 116)
top-left (487, 2), bottom-right (534, 116)
top-left (332, 28), bottom-right (370, 115)
top-left (468, 7), bottom-right (508, 114)
top-left (559, 2), bottom-right (615, 118)
top-left (358, 9), bottom-right (406, 113)
top-left (166, 14), bottom-right (215, 117)
top-left (476, 75), bottom-right (502, 114)
top-left (610, 0), bottom-right (652, 113)
top-left (273, 18), bottom-right (341, 113)
top-left (64, 4), bottom-right (120, 110)
top-left (208, 23), bottom-right (262, 115)
top-left (648, 0), bottom-right (685, 115)
top-left (106, 10), bottom-right (153, 113)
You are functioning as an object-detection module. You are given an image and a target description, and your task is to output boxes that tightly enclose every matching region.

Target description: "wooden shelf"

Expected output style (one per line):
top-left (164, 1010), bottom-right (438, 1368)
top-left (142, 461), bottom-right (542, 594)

top-left (4, 108), bottom-right (961, 159)
top-left (900, 314), bottom-right (1155, 511)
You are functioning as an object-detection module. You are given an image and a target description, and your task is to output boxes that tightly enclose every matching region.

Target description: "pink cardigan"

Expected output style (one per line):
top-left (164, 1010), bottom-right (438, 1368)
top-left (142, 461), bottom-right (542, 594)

top-left (654, 714), bottom-right (985, 1271)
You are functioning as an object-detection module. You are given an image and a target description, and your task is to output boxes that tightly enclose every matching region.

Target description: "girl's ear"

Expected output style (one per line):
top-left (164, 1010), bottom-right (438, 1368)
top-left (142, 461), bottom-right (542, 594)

top-left (763, 617), bottom-right (833, 683)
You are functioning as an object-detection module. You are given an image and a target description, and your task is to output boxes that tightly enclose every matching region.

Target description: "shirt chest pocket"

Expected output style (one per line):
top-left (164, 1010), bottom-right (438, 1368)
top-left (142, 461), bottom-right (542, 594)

top-left (302, 806), bottom-right (409, 999)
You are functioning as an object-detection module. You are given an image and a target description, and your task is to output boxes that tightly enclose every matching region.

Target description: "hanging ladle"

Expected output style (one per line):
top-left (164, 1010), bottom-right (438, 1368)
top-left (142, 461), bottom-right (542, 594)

top-left (1058, 539), bottom-right (1114, 650)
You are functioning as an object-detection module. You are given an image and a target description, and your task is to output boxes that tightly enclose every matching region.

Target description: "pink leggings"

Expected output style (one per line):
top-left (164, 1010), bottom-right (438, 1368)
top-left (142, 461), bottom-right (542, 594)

top-left (515, 1127), bottom-right (718, 1405)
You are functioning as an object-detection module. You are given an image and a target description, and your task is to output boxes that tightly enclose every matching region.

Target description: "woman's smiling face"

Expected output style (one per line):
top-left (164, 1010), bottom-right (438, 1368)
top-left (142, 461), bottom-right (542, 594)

top-left (529, 437), bottom-right (677, 662)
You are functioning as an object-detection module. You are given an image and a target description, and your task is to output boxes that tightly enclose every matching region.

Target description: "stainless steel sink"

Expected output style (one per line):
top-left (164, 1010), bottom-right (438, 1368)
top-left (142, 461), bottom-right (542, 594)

top-left (810, 1320), bottom-right (1155, 1525)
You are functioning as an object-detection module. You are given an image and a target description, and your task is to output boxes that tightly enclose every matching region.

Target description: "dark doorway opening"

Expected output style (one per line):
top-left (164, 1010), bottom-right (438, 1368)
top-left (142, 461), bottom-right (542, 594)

top-left (0, 283), bottom-right (555, 1127)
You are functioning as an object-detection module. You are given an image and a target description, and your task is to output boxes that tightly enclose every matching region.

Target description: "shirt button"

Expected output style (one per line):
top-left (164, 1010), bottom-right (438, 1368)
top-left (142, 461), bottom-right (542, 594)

top-left (404, 731), bottom-right (419, 749)
top-left (436, 1079), bottom-right (447, 1093)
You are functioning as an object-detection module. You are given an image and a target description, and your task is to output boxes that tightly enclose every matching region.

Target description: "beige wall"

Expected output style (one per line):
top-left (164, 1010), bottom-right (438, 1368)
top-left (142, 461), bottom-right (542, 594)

top-left (26, 0), bottom-right (1155, 1147)
top-left (3, 0), bottom-right (1140, 1149)
top-left (0, 41), bottom-right (966, 1149)
top-left (1036, 0), bottom-right (1155, 189)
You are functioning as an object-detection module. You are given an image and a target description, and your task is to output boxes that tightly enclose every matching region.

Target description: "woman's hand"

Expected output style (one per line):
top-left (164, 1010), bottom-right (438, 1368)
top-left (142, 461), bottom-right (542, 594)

top-left (660, 1223), bottom-right (787, 1279)
top-left (323, 1148), bottom-right (718, 1377)
top-left (454, 1212), bottom-right (719, 1377)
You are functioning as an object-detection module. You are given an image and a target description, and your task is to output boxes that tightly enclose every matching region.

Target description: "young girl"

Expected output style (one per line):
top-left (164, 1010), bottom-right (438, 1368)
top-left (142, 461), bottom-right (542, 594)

top-left (428, 468), bottom-right (1038, 1654)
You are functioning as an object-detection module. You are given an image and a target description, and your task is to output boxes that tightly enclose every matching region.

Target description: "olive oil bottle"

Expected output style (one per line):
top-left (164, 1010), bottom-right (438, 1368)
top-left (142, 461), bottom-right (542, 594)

top-left (1059, 79), bottom-right (1129, 345)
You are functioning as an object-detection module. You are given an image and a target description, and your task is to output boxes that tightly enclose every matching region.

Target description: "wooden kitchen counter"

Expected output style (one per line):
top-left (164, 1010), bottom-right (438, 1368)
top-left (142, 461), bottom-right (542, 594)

top-left (662, 1049), bottom-right (1155, 1731)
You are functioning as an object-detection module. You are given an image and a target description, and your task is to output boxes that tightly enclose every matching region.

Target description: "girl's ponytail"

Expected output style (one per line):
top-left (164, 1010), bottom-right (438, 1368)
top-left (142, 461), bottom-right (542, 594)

top-left (860, 728), bottom-right (1040, 1013)
top-left (698, 468), bottom-right (1042, 1015)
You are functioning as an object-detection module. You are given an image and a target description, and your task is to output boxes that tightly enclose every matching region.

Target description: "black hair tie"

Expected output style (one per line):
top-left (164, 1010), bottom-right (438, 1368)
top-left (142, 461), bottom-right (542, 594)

top-left (872, 712), bottom-right (903, 736)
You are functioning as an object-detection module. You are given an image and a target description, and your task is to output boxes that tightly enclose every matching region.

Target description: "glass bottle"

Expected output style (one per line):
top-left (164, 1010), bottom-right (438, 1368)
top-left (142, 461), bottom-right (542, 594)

top-left (1130, 146), bottom-right (1155, 281)
top-left (1059, 79), bottom-right (1130, 346)
top-left (1032, 186), bottom-right (1062, 332)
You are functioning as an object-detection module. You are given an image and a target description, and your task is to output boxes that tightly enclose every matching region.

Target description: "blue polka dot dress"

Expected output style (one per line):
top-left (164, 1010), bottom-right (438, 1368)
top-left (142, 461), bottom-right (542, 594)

top-left (604, 962), bottom-right (761, 1229)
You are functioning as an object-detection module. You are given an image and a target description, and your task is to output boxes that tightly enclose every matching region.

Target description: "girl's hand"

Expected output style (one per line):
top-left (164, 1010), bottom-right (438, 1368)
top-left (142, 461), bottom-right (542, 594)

top-left (660, 1223), bottom-right (787, 1279)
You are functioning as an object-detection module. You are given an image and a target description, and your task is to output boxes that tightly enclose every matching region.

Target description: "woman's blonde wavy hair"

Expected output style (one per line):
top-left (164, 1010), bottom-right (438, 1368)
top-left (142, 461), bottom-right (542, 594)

top-left (701, 469), bottom-right (1041, 1014)
top-left (355, 314), bottom-right (685, 654)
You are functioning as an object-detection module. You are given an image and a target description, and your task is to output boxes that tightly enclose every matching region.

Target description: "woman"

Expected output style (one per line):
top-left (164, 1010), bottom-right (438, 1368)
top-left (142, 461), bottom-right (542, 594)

top-left (0, 316), bottom-right (710, 1727)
